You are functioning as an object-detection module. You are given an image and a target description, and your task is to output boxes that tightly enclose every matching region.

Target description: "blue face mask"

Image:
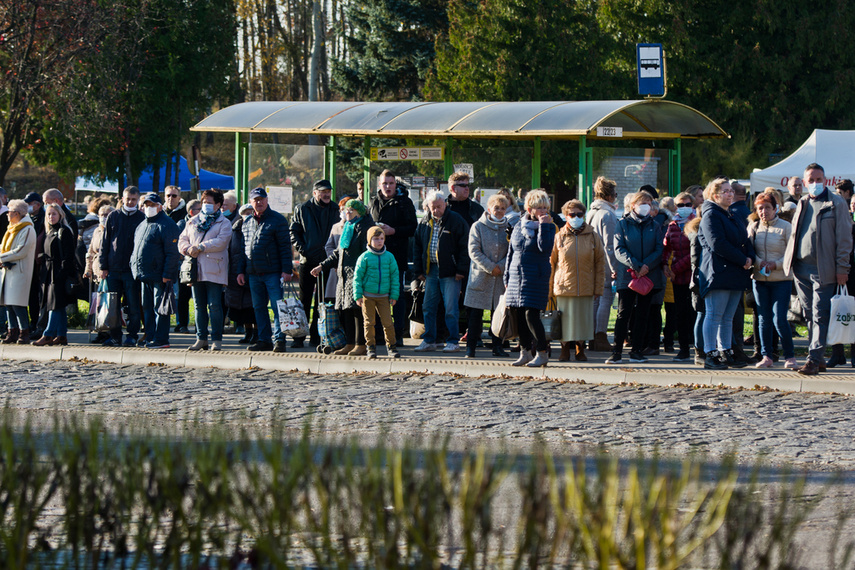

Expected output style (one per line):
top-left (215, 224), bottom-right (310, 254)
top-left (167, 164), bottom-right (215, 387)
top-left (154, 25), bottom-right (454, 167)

top-left (202, 203), bottom-right (215, 215)
top-left (808, 182), bottom-right (824, 197)
top-left (676, 206), bottom-right (693, 218)
top-left (568, 216), bottom-right (585, 230)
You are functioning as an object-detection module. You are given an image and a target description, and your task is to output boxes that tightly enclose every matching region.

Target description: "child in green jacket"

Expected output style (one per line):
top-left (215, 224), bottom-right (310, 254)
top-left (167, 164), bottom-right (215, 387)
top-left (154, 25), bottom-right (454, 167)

top-left (354, 226), bottom-right (400, 359)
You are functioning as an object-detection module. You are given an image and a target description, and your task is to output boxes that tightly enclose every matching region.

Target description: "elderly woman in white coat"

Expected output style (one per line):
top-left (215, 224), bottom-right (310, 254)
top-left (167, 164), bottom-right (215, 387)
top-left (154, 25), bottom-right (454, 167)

top-left (464, 193), bottom-right (510, 358)
top-left (178, 189), bottom-right (232, 352)
top-left (0, 200), bottom-right (37, 344)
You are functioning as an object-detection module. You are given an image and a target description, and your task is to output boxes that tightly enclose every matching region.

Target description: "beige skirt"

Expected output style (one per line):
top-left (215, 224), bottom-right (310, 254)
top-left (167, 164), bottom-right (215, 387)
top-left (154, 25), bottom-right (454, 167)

top-left (556, 295), bottom-right (595, 342)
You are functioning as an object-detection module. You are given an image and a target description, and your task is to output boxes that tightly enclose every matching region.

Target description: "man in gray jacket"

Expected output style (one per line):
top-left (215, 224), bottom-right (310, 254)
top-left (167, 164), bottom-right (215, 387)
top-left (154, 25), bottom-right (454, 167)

top-left (784, 163), bottom-right (853, 375)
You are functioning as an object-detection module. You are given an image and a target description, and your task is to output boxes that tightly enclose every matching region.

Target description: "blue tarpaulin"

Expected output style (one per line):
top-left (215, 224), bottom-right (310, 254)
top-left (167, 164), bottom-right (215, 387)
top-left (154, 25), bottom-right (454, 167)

top-left (136, 156), bottom-right (234, 193)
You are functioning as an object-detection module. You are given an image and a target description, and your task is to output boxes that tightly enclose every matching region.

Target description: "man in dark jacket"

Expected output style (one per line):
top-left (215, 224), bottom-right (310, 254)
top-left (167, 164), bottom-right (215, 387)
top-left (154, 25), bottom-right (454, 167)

top-left (413, 191), bottom-right (469, 352)
top-left (130, 193), bottom-right (180, 349)
top-left (446, 171), bottom-right (484, 228)
top-left (290, 179), bottom-right (338, 348)
top-left (99, 186), bottom-right (145, 347)
top-left (370, 171), bottom-right (417, 344)
top-left (163, 185), bottom-right (187, 223)
top-left (237, 187), bottom-right (294, 353)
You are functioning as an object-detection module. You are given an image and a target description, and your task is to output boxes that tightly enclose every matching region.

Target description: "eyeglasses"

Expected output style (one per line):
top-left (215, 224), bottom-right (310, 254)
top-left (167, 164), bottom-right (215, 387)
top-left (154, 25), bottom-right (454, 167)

top-left (566, 212), bottom-right (584, 218)
top-left (454, 183), bottom-right (470, 188)
top-left (718, 189), bottom-right (735, 194)
top-left (166, 194), bottom-right (179, 198)
top-left (676, 202), bottom-right (693, 207)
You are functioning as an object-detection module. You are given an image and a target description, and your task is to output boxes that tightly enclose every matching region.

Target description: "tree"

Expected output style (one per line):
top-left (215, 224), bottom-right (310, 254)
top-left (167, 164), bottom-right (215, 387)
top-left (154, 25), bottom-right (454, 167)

top-left (332, 0), bottom-right (447, 101)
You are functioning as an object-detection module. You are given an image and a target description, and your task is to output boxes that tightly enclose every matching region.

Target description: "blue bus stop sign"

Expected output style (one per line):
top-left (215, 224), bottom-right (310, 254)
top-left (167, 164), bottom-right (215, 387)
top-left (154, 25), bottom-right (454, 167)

top-left (637, 43), bottom-right (665, 97)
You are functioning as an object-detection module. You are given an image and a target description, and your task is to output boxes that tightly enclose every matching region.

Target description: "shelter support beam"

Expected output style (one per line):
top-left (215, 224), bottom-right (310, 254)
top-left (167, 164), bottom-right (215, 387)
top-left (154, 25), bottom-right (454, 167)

top-left (444, 138), bottom-right (455, 179)
top-left (325, 135), bottom-right (337, 198)
top-left (531, 137), bottom-right (541, 189)
top-left (362, 137), bottom-right (371, 202)
top-left (670, 138), bottom-right (682, 196)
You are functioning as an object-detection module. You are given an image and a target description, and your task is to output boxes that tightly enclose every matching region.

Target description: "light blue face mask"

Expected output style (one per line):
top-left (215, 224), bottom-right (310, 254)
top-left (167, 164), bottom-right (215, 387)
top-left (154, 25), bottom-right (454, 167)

top-left (676, 206), bottom-right (693, 218)
top-left (568, 216), bottom-right (585, 230)
top-left (808, 182), bottom-right (824, 197)
top-left (202, 203), bottom-right (216, 215)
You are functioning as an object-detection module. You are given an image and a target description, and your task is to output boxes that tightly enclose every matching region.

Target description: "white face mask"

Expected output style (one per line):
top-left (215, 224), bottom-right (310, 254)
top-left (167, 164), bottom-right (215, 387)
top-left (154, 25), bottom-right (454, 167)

top-left (99, 216), bottom-right (108, 226)
top-left (634, 204), bottom-right (651, 217)
top-left (144, 206), bottom-right (158, 218)
top-left (568, 216), bottom-right (585, 230)
top-left (808, 182), bottom-right (824, 197)
top-left (123, 204), bottom-right (138, 213)
top-left (201, 203), bottom-right (215, 215)
top-left (27, 205), bottom-right (33, 214)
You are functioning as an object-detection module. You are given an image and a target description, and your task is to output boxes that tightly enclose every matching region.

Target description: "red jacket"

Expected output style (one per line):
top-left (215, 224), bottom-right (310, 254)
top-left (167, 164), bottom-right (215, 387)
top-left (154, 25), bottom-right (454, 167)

top-left (662, 217), bottom-right (693, 285)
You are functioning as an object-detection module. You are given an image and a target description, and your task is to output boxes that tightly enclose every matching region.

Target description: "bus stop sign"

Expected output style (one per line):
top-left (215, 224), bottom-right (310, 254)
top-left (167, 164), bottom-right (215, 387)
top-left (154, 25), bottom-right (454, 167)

top-left (637, 43), bottom-right (665, 97)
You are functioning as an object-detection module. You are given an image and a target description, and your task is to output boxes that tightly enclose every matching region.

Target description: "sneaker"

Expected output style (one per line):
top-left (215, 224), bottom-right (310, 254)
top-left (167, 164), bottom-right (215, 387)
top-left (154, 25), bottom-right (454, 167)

top-left (388, 346), bottom-right (401, 359)
top-left (102, 338), bottom-right (120, 347)
top-left (442, 342), bottom-right (460, 353)
top-left (628, 351), bottom-right (648, 363)
top-left (724, 349), bottom-right (747, 368)
top-left (247, 341), bottom-right (273, 352)
top-left (605, 353), bottom-right (623, 364)
top-left (273, 341), bottom-right (287, 353)
top-left (704, 351), bottom-right (728, 370)
top-left (784, 357), bottom-right (798, 369)
top-left (641, 347), bottom-right (659, 356)
top-left (136, 338), bottom-right (148, 347)
top-left (291, 338), bottom-right (305, 349)
top-left (414, 340), bottom-right (437, 352)
top-left (672, 351), bottom-right (692, 363)
top-left (146, 341), bottom-right (170, 349)
top-left (367, 346), bottom-right (377, 359)
top-left (755, 356), bottom-right (774, 368)
top-left (121, 337), bottom-right (136, 348)
top-left (175, 326), bottom-right (190, 334)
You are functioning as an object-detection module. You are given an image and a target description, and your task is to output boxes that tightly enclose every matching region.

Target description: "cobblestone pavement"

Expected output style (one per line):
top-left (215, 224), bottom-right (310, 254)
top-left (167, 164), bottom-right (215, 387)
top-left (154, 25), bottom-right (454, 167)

top-left (3, 357), bottom-right (855, 472)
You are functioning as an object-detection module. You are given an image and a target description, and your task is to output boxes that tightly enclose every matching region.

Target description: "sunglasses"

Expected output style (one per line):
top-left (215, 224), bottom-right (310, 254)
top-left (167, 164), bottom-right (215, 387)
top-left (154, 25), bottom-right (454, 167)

top-left (566, 212), bottom-right (584, 218)
top-left (166, 194), bottom-right (179, 198)
top-left (676, 202), bottom-right (693, 207)
top-left (454, 183), bottom-right (470, 188)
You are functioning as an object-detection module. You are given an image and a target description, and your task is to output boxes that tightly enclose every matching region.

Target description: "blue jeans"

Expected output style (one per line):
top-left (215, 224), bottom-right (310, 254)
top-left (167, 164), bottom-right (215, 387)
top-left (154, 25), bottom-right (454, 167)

top-left (422, 268), bottom-right (461, 344)
top-left (44, 310), bottom-right (68, 337)
top-left (702, 289), bottom-right (743, 353)
top-left (141, 280), bottom-right (170, 345)
top-left (107, 272), bottom-right (141, 341)
top-left (694, 310), bottom-right (705, 352)
top-left (192, 282), bottom-right (224, 341)
top-left (248, 273), bottom-right (284, 343)
top-left (753, 280), bottom-right (795, 359)
top-left (5, 306), bottom-right (29, 330)
top-left (793, 273), bottom-right (836, 362)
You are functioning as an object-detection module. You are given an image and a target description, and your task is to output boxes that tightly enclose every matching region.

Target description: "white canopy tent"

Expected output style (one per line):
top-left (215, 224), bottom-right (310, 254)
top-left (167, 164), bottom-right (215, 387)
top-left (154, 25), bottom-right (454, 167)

top-left (750, 129), bottom-right (855, 192)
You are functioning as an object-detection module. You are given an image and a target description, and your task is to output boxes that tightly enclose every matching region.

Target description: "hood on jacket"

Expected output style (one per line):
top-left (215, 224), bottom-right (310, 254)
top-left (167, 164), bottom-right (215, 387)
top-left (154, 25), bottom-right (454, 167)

top-left (589, 198), bottom-right (616, 212)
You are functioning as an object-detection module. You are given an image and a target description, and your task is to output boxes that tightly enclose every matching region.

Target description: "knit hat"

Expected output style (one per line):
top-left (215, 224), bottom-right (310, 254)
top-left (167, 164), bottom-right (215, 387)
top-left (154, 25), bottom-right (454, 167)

top-left (366, 226), bottom-right (385, 243)
top-left (345, 199), bottom-right (367, 217)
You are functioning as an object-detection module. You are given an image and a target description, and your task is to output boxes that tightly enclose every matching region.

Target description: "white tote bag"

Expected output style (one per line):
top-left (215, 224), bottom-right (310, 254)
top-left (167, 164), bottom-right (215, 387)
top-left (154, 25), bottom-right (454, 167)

top-left (826, 285), bottom-right (855, 345)
top-left (277, 282), bottom-right (310, 338)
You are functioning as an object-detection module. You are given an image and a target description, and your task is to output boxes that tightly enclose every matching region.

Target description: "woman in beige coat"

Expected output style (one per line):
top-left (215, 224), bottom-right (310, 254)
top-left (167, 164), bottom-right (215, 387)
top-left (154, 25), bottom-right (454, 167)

top-left (0, 200), bottom-right (37, 344)
top-left (550, 199), bottom-right (605, 362)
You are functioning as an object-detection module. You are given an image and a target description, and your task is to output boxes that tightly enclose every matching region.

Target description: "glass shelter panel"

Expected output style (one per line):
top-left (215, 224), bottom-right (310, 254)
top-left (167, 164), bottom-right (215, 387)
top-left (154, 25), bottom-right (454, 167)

top-left (248, 142), bottom-right (325, 214)
top-left (592, 147), bottom-right (671, 215)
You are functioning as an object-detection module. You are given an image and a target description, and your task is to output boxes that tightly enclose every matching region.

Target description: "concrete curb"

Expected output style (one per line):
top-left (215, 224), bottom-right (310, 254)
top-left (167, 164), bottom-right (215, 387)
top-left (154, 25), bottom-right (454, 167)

top-left (3, 343), bottom-right (855, 395)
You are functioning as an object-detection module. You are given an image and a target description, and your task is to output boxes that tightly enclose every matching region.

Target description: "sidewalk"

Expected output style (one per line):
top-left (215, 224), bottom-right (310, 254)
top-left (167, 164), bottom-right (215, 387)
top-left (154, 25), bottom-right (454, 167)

top-left (4, 329), bottom-right (855, 395)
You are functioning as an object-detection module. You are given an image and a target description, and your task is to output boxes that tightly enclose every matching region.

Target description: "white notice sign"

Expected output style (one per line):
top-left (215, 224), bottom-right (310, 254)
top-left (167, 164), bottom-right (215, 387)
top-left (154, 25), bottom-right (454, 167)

top-left (596, 127), bottom-right (623, 138)
top-left (453, 163), bottom-right (475, 181)
top-left (266, 185), bottom-right (293, 214)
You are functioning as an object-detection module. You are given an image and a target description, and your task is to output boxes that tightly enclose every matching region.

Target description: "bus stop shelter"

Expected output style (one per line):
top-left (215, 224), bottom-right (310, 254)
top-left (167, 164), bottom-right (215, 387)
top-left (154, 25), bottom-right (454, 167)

top-left (191, 100), bottom-right (727, 205)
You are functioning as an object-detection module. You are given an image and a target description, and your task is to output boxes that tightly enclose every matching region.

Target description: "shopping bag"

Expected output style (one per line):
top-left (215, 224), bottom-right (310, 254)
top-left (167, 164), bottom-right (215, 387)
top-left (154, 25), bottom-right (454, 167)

top-left (277, 281), bottom-right (310, 338)
top-left (628, 268), bottom-right (654, 295)
top-left (490, 294), bottom-right (517, 340)
top-left (317, 273), bottom-right (346, 350)
top-left (827, 285), bottom-right (855, 345)
top-left (408, 280), bottom-right (425, 324)
top-left (157, 283), bottom-right (177, 316)
top-left (95, 280), bottom-right (122, 332)
top-left (540, 297), bottom-right (563, 342)
top-left (410, 320), bottom-right (425, 340)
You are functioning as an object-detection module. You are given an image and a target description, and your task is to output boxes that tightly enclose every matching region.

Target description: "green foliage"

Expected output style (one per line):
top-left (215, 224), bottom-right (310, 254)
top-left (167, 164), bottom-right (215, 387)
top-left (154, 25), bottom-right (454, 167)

top-left (0, 409), bottom-right (843, 567)
top-left (332, 0), bottom-right (447, 101)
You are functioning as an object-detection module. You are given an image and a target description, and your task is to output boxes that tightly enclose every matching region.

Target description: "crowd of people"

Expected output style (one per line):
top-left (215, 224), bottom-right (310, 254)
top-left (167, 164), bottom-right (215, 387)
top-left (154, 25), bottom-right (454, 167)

top-left (0, 161), bottom-right (850, 376)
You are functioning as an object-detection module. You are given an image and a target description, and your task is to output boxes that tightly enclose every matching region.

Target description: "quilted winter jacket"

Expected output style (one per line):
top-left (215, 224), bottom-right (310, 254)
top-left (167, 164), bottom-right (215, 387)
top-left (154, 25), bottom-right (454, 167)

top-left (238, 207), bottom-right (293, 276)
top-left (697, 200), bottom-right (755, 297)
top-left (662, 217), bottom-right (694, 286)
top-left (99, 207), bottom-right (145, 274)
top-left (748, 216), bottom-right (792, 282)
top-left (353, 249), bottom-right (400, 301)
top-left (503, 214), bottom-right (556, 310)
top-left (130, 211), bottom-right (181, 283)
top-left (549, 223), bottom-right (605, 298)
top-left (178, 213), bottom-right (233, 286)
top-left (614, 213), bottom-right (665, 291)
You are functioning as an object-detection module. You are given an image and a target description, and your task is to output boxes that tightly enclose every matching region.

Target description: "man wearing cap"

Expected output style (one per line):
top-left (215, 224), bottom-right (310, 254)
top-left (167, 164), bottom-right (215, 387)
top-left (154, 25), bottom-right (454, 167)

top-left (237, 187), bottom-right (294, 352)
top-left (289, 179), bottom-right (338, 348)
top-left (369, 170), bottom-right (417, 345)
top-left (130, 193), bottom-right (181, 348)
top-left (99, 186), bottom-right (146, 346)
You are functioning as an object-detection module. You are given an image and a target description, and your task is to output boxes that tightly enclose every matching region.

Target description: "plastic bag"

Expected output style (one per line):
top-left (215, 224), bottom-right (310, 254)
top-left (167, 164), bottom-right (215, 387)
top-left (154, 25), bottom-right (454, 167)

top-left (490, 294), bottom-right (517, 340)
top-left (827, 285), bottom-right (855, 345)
top-left (277, 281), bottom-right (309, 338)
top-left (95, 280), bottom-right (122, 332)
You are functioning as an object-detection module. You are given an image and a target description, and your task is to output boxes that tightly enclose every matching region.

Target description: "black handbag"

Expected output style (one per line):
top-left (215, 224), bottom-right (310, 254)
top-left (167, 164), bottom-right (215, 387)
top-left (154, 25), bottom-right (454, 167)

top-left (540, 298), bottom-right (563, 342)
top-left (179, 255), bottom-right (198, 285)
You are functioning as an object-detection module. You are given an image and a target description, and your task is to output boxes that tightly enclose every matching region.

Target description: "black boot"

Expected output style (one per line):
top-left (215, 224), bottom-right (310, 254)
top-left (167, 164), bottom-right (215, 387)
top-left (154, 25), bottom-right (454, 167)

top-left (694, 347), bottom-right (706, 366)
top-left (704, 350), bottom-right (728, 370)
top-left (827, 344), bottom-right (846, 368)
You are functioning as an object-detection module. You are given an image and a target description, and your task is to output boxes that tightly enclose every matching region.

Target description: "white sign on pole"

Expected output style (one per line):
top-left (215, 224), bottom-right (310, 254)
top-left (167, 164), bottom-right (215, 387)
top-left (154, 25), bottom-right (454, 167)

top-left (453, 163), bottom-right (475, 181)
top-left (266, 185), bottom-right (294, 214)
top-left (479, 188), bottom-right (500, 203)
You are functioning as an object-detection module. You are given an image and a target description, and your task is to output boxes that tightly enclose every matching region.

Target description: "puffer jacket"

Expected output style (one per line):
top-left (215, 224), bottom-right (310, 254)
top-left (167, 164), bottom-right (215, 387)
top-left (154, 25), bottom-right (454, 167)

top-left (614, 213), bottom-right (664, 291)
top-left (353, 248), bottom-right (400, 301)
top-left (504, 213), bottom-right (556, 310)
top-left (748, 216), bottom-right (791, 282)
top-left (662, 216), bottom-right (694, 286)
top-left (697, 200), bottom-right (755, 297)
top-left (464, 212), bottom-right (509, 311)
top-left (178, 212), bottom-right (233, 286)
top-left (130, 211), bottom-right (181, 283)
top-left (550, 223), bottom-right (605, 298)
top-left (369, 189), bottom-right (418, 270)
top-left (290, 197), bottom-right (339, 264)
top-left (238, 207), bottom-right (293, 276)
top-left (320, 214), bottom-right (375, 310)
top-left (413, 208), bottom-right (470, 279)
top-left (99, 207), bottom-right (145, 274)
top-left (586, 198), bottom-right (619, 275)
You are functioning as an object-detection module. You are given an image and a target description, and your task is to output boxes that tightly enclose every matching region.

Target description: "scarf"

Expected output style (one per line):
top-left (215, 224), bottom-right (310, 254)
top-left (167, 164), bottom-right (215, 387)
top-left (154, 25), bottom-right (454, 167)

top-left (368, 244), bottom-right (386, 255)
top-left (672, 211), bottom-right (694, 230)
top-left (520, 214), bottom-right (539, 239)
top-left (1, 218), bottom-right (33, 254)
top-left (197, 210), bottom-right (221, 233)
top-left (339, 216), bottom-right (361, 249)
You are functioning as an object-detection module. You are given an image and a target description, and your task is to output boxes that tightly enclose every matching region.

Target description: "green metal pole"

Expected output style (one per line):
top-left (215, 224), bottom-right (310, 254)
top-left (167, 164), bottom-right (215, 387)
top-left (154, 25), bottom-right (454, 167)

top-left (531, 137), bottom-right (541, 189)
top-left (363, 136), bottom-right (371, 203)
top-left (326, 135), bottom-right (337, 199)
top-left (444, 138), bottom-right (455, 179)
top-left (674, 138), bottom-right (682, 196)
top-left (578, 135), bottom-right (587, 204)
top-left (241, 139), bottom-right (250, 202)
top-left (585, 147), bottom-right (593, 205)
top-left (234, 132), bottom-right (242, 202)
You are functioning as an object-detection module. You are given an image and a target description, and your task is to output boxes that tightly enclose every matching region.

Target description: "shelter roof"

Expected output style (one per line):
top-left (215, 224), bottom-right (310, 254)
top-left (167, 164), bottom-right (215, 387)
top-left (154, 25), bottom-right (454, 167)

top-left (191, 100), bottom-right (728, 140)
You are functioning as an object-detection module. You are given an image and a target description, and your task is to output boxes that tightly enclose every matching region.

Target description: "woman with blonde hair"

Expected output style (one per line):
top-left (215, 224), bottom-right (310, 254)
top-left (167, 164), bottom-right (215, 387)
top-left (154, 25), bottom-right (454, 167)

top-left (504, 189), bottom-right (556, 367)
top-left (550, 199), bottom-right (605, 361)
top-left (34, 203), bottom-right (77, 346)
top-left (0, 200), bottom-right (37, 344)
